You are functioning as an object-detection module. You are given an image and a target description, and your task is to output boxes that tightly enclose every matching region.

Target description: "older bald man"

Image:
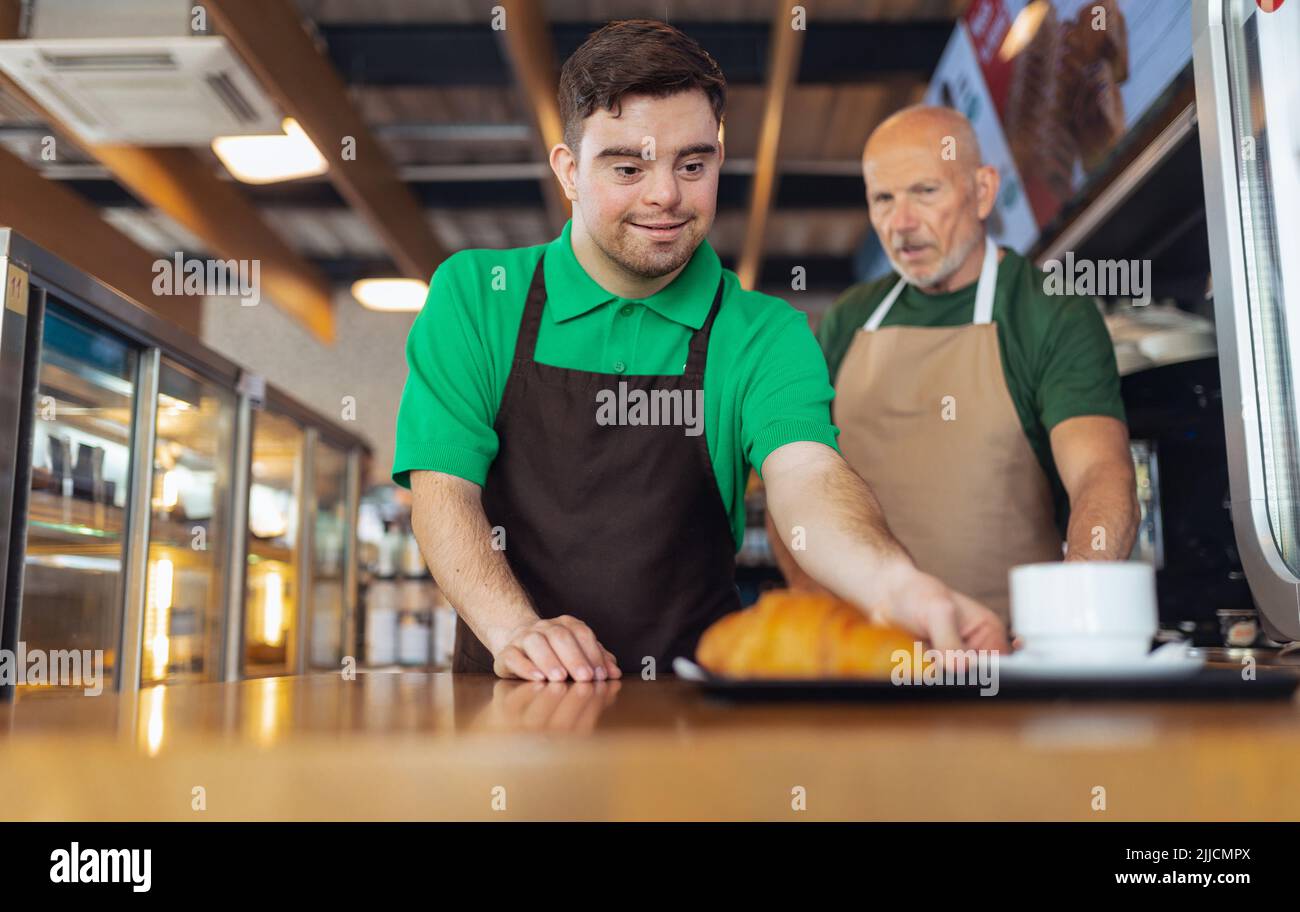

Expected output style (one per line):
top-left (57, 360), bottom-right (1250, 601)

top-left (769, 105), bottom-right (1139, 620)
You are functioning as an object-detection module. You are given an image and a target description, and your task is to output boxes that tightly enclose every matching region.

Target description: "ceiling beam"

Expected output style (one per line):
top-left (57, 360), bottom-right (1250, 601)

top-left (89, 144), bottom-right (337, 342)
top-left (495, 0), bottom-right (570, 235)
top-left (205, 0), bottom-right (447, 280)
top-left (0, 144), bottom-right (200, 334)
top-left (0, 72), bottom-right (337, 343)
top-left (737, 0), bottom-right (806, 291)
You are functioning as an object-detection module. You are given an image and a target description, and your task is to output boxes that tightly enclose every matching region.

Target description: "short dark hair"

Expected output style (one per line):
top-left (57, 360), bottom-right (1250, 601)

top-left (557, 19), bottom-right (727, 154)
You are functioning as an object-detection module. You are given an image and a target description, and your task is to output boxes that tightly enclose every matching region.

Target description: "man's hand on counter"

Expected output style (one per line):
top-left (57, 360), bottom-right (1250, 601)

top-left (488, 615), bottom-right (622, 683)
top-left (411, 471), bottom-right (622, 682)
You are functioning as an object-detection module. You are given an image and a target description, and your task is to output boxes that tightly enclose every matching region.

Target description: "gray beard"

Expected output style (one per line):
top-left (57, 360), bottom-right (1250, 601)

top-left (892, 233), bottom-right (982, 291)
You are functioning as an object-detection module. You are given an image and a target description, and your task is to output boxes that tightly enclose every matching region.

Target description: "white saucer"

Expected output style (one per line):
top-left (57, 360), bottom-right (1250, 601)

top-left (996, 641), bottom-right (1205, 681)
top-left (672, 657), bottom-right (709, 681)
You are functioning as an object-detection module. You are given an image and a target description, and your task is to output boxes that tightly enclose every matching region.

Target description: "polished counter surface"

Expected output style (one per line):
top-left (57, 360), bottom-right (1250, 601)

top-left (3, 670), bottom-right (1300, 821)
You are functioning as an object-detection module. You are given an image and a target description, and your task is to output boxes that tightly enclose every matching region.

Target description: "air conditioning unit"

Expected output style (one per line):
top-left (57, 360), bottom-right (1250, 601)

top-left (0, 0), bottom-right (283, 144)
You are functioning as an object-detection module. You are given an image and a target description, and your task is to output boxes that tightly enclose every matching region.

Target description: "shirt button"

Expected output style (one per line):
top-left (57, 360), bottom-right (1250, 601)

top-left (619, 304), bottom-right (634, 317)
top-left (613, 360), bottom-right (626, 373)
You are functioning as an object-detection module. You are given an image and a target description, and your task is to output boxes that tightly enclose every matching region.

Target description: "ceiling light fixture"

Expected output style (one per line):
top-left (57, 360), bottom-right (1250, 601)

top-left (351, 278), bottom-right (429, 312)
top-left (212, 117), bottom-right (327, 184)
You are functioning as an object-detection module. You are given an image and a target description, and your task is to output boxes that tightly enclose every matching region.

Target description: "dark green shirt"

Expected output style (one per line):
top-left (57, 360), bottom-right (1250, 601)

top-left (816, 249), bottom-right (1125, 532)
top-left (392, 220), bottom-right (841, 549)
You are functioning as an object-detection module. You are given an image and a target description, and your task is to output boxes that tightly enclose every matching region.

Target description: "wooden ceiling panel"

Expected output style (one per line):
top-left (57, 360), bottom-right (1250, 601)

top-left (431, 208), bottom-right (553, 250)
top-left (293, 0), bottom-right (486, 23)
top-left (547, 0), bottom-right (771, 20)
top-left (823, 0), bottom-right (969, 19)
top-left (294, 0), bottom-right (969, 24)
top-left (350, 87), bottom-right (529, 124)
top-left (719, 87), bottom-right (764, 160)
top-left (710, 208), bottom-right (869, 259)
top-left (263, 209), bottom-right (387, 259)
top-left (259, 207), bottom-right (553, 261)
top-left (100, 208), bottom-right (207, 255)
top-left (776, 85), bottom-right (839, 161)
top-left (549, 0), bottom-right (969, 22)
top-left (379, 137), bottom-right (535, 167)
top-left (723, 82), bottom-right (926, 164)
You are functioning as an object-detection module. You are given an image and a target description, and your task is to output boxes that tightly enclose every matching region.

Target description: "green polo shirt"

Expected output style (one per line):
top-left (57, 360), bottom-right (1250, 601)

top-left (393, 220), bottom-right (840, 549)
top-left (816, 249), bottom-right (1125, 534)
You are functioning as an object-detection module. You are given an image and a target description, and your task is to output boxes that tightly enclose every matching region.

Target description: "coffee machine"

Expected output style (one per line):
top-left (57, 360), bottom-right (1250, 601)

top-left (1121, 356), bottom-right (1259, 646)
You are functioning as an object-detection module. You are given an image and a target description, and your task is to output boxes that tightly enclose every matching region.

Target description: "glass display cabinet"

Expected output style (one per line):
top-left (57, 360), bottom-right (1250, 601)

top-left (309, 438), bottom-right (353, 670)
top-left (0, 230), bottom-right (367, 699)
top-left (1195, 0), bottom-right (1300, 641)
top-left (144, 358), bottom-right (236, 684)
top-left (20, 304), bottom-right (137, 689)
top-left (244, 408), bottom-right (302, 677)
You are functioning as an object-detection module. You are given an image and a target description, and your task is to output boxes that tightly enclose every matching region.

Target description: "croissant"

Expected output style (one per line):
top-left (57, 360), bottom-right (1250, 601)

top-left (695, 589), bottom-right (918, 679)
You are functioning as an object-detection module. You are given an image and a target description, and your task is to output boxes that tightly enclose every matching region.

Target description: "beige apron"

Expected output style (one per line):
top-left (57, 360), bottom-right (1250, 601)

top-left (833, 238), bottom-right (1062, 621)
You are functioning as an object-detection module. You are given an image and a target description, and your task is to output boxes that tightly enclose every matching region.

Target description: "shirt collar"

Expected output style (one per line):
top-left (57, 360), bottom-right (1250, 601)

top-left (543, 219), bottom-right (722, 329)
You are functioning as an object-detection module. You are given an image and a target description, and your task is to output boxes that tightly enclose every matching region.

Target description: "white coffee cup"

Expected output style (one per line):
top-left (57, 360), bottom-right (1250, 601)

top-left (1009, 561), bottom-right (1157, 663)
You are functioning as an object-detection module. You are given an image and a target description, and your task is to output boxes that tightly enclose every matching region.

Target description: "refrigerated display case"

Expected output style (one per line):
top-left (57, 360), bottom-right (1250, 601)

top-left (309, 439), bottom-right (351, 670)
top-left (244, 408), bottom-right (302, 677)
top-left (144, 358), bottom-right (237, 684)
top-left (1195, 0), bottom-right (1300, 642)
top-left (20, 304), bottom-right (137, 689)
top-left (0, 230), bottom-right (368, 699)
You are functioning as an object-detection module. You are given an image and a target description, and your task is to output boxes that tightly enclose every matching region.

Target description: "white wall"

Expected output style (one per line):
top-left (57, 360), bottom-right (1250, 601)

top-left (201, 291), bottom-right (417, 487)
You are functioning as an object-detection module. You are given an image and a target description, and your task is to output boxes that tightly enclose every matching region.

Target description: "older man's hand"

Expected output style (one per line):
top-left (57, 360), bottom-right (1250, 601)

top-left (869, 566), bottom-right (1010, 653)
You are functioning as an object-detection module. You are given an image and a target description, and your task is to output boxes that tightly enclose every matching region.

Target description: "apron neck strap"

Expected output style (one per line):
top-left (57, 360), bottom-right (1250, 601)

top-left (518, 251), bottom-right (724, 376)
top-left (863, 276), bottom-right (907, 331)
top-left (971, 236), bottom-right (999, 325)
top-left (863, 235), bottom-right (1000, 331)
top-left (517, 252), bottom-right (549, 360)
top-left (683, 278), bottom-right (726, 377)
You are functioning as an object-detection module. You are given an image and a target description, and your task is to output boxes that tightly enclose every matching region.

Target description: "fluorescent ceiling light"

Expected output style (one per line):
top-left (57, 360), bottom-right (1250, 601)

top-left (351, 278), bottom-right (429, 312)
top-left (211, 117), bottom-right (327, 184)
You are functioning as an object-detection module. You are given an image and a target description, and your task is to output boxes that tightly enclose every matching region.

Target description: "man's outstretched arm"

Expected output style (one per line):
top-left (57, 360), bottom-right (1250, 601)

top-left (762, 442), bottom-right (1009, 652)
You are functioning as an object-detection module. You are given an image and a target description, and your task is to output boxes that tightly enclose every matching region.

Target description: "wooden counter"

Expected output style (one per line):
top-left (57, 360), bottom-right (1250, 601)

top-left (3, 670), bottom-right (1300, 821)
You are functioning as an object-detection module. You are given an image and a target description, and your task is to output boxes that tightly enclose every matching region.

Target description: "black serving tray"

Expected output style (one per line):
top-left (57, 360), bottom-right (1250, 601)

top-left (673, 660), bottom-right (1300, 703)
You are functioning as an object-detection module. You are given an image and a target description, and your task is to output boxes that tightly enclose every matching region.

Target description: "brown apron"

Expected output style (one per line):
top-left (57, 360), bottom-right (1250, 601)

top-left (832, 238), bottom-right (1062, 621)
top-left (452, 252), bottom-right (741, 673)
